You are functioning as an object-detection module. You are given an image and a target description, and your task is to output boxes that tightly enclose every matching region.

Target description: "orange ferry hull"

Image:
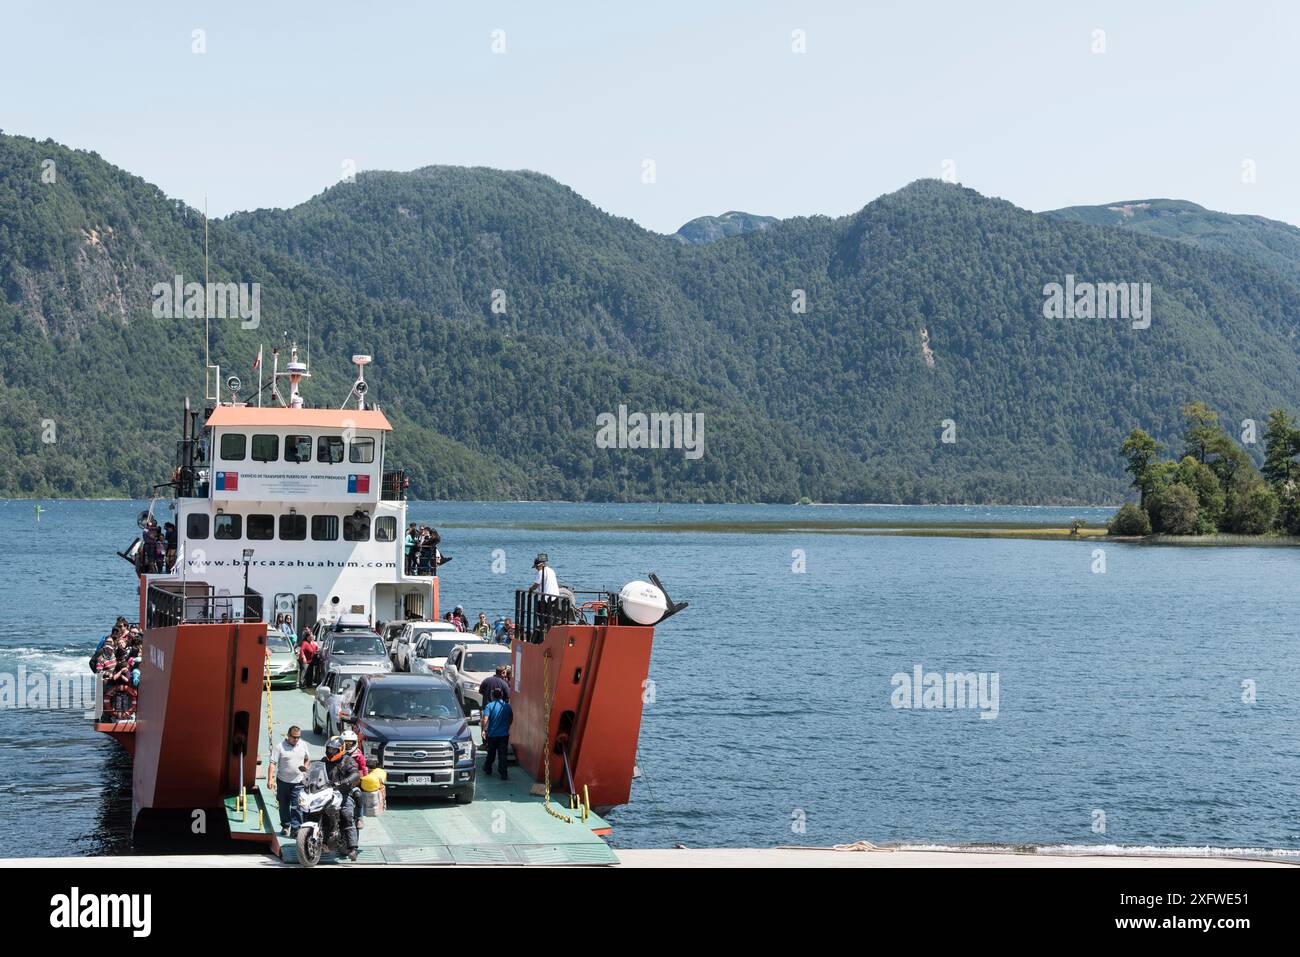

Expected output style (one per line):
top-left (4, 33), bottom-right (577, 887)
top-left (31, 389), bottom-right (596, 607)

top-left (511, 622), bottom-right (654, 810)
top-left (128, 619), bottom-right (266, 826)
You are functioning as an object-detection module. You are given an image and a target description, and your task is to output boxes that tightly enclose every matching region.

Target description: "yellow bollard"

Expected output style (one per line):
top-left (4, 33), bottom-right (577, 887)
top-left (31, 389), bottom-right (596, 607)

top-left (583, 785), bottom-right (590, 821)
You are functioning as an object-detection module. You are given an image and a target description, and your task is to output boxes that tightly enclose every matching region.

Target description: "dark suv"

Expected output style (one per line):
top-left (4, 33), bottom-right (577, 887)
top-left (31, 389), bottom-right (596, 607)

top-left (346, 674), bottom-right (476, 803)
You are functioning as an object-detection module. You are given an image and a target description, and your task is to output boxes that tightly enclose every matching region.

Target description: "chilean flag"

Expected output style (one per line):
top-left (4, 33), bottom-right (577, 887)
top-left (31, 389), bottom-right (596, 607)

top-left (348, 474), bottom-right (370, 494)
top-left (215, 471), bottom-right (238, 491)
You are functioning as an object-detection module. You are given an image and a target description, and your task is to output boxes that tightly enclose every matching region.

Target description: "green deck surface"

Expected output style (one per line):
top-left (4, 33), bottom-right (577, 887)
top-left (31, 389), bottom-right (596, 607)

top-left (255, 686), bottom-right (616, 865)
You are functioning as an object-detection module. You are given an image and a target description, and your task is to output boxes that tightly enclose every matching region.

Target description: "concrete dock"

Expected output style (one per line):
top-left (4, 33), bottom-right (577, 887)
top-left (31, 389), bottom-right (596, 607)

top-left (3, 847), bottom-right (1292, 867)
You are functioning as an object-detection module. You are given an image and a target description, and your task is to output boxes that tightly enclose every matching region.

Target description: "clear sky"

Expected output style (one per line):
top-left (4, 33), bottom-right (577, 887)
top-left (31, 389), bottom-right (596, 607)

top-left (3, 0), bottom-right (1297, 232)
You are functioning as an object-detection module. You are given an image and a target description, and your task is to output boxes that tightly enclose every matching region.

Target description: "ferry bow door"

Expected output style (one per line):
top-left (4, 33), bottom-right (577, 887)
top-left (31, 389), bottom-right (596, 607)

top-left (296, 593), bottom-right (318, 635)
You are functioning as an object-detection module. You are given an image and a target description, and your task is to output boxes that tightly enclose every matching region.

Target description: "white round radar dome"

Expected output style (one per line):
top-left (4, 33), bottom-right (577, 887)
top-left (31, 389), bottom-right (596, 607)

top-left (619, 580), bottom-right (668, 626)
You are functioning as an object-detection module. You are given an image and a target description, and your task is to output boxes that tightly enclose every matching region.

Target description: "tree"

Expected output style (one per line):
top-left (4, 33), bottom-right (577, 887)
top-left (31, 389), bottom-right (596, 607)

top-left (1121, 428), bottom-right (1163, 507)
top-left (1181, 401), bottom-right (1222, 464)
top-left (1108, 502), bottom-right (1151, 536)
top-left (1262, 408), bottom-right (1300, 486)
top-left (1148, 482), bottom-right (1199, 535)
top-left (1174, 455), bottom-right (1225, 533)
top-left (1222, 473), bottom-right (1279, 534)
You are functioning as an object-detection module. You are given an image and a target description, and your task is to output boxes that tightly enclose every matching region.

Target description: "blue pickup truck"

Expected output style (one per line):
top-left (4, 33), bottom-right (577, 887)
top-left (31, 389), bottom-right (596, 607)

top-left (345, 673), bottom-right (477, 803)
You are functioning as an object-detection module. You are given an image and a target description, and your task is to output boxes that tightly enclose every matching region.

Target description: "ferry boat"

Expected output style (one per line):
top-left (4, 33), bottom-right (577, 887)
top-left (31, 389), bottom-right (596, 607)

top-left (96, 345), bottom-right (684, 864)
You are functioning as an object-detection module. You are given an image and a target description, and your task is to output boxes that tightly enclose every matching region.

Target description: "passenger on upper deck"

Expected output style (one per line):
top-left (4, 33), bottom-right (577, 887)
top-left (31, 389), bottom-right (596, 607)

top-left (163, 522), bottom-right (177, 571)
top-left (404, 524), bottom-right (418, 575)
top-left (412, 526), bottom-right (452, 576)
top-left (139, 520), bottom-right (166, 574)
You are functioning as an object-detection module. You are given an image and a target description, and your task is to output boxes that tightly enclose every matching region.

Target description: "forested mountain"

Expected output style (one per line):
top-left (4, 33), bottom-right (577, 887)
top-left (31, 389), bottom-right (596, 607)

top-left (1044, 198), bottom-right (1300, 288)
top-left (5, 130), bottom-right (1300, 504)
top-left (675, 211), bottom-right (777, 244)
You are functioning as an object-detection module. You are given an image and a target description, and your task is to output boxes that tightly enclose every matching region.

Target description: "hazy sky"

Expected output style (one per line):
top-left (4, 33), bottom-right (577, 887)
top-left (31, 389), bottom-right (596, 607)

top-left (3, 1), bottom-right (1298, 232)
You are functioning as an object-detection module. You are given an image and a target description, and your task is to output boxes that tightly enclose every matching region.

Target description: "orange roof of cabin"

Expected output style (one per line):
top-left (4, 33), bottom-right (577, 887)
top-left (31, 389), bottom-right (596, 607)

top-left (205, 406), bottom-right (393, 431)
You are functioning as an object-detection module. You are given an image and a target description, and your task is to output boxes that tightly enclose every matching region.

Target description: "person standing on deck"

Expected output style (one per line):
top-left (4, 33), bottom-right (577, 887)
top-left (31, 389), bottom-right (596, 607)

top-left (298, 631), bottom-right (320, 685)
top-left (163, 522), bottom-right (177, 571)
top-left (404, 524), bottom-right (417, 575)
top-left (280, 615), bottom-right (295, 639)
top-left (529, 554), bottom-right (558, 599)
top-left (473, 612), bottom-right (492, 639)
top-left (478, 664), bottom-right (510, 706)
top-left (528, 553), bottom-right (560, 634)
top-left (481, 687), bottom-right (513, 780)
top-left (269, 725), bottom-right (310, 838)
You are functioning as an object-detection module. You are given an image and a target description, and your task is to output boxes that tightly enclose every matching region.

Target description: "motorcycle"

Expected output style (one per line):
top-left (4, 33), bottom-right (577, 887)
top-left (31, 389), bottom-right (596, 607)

top-left (294, 763), bottom-right (354, 866)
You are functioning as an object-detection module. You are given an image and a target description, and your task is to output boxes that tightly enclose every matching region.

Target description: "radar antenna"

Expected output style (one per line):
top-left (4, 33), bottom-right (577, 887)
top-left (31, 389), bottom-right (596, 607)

top-left (343, 355), bottom-right (373, 410)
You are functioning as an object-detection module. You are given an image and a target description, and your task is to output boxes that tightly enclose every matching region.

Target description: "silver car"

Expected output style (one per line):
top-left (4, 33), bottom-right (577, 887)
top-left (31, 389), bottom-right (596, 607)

top-left (410, 633), bottom-right (485, 677)
top-left (444, 644), bottom-right (514, 713)
top-left (312, 665), bottom-right (389, 737)
top-left (392, 620), bottom-right (460, 672)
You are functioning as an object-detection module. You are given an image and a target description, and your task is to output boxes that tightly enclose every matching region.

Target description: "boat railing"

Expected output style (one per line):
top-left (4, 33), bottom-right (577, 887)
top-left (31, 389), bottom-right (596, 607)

top-left (146, 583), bottom-right (265, 628)
top-left (382, 469), bottom-right (407, 501)
top-left (514, 588), bottom-right (619, 643)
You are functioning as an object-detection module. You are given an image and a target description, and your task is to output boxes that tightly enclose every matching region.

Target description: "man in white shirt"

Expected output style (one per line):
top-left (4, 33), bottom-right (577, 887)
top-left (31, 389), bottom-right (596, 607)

top-left (268, 725), bottom-right (311, 837)
top-left (527, 553), bottom-right (561, 638)
top-left (529, 553), bottom-right (558, 597)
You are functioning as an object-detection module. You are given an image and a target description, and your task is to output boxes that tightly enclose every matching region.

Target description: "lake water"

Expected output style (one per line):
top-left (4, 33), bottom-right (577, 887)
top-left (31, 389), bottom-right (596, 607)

top-left (3, 499), bottom-right (1299, 858)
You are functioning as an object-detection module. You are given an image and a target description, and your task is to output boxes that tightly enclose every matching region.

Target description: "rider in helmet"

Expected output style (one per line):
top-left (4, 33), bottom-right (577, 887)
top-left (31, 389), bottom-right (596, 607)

top-left (324, 735), bottom-right (362, 859)
top-left (341, 729), bottom-right (366, 829)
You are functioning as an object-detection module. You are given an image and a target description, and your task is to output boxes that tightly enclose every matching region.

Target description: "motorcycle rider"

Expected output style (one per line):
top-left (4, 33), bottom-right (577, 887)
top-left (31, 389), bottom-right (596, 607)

top-left (324, 734), bottom-right (362, 860)
top-left (341, 729), bottom-right (367, 829)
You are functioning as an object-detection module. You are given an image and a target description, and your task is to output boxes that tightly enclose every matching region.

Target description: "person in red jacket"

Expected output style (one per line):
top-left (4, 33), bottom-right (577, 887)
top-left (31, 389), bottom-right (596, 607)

top-left (298, 631), bottom-right (319, 685)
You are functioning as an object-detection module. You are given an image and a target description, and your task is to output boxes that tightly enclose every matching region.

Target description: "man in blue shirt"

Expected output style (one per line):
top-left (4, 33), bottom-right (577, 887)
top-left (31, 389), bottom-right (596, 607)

top-left (481, 688), bottom-right (513, 781)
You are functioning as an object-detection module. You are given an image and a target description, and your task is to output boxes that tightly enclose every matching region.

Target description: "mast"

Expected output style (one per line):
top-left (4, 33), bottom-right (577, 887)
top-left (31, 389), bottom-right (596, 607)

top-left (203, 198), bottom-right (210, 403)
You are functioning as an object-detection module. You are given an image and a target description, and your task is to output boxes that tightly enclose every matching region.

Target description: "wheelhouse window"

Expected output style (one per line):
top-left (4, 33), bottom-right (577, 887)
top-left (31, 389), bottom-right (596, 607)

top-left (350, 437), bottom-right (375, 464)
top-left (247, 514), bottom-right (275, 540)
top-left (317, 435), bottom-right (344, 464)
top-left (279, 514), bottom-right (306, 541)
top-left (214, 514), bottom-right (242, 540)
top-left (251, 434), bottom-right (279, 463)
top-left (343, 512), bottom-right (371, 542)
top-left (374, 516), bottom-right (397, 542)
top-left (219, 433), bottom-right (246, 461)
top-left (285, 435), bottom-right (312, 463)
top-left (311, 515), bottom-right (339, 541)
top-left (186, 514), bottom-right (209, 539)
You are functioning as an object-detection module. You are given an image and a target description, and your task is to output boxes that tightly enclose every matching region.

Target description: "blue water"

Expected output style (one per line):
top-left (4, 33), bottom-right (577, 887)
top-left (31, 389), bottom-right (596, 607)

top-left (3, 499), bottom-right (1299, 857)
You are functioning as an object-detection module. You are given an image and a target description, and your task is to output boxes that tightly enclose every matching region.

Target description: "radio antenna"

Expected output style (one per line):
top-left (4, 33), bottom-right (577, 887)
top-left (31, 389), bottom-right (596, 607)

top-left (203, 196), bottom-right (210, 402)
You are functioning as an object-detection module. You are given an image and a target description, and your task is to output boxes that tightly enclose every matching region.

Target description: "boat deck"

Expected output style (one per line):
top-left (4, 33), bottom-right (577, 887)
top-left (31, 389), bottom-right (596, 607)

top-left (226, 685), bottom-right (617, 865)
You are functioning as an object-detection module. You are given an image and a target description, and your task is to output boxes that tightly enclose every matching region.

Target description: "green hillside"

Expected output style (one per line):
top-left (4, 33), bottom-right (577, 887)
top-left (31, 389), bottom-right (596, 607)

top-left (6, 130), bottom-right (1300, 504)
top-left (1044, 198), bottom-right (1300, 288)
